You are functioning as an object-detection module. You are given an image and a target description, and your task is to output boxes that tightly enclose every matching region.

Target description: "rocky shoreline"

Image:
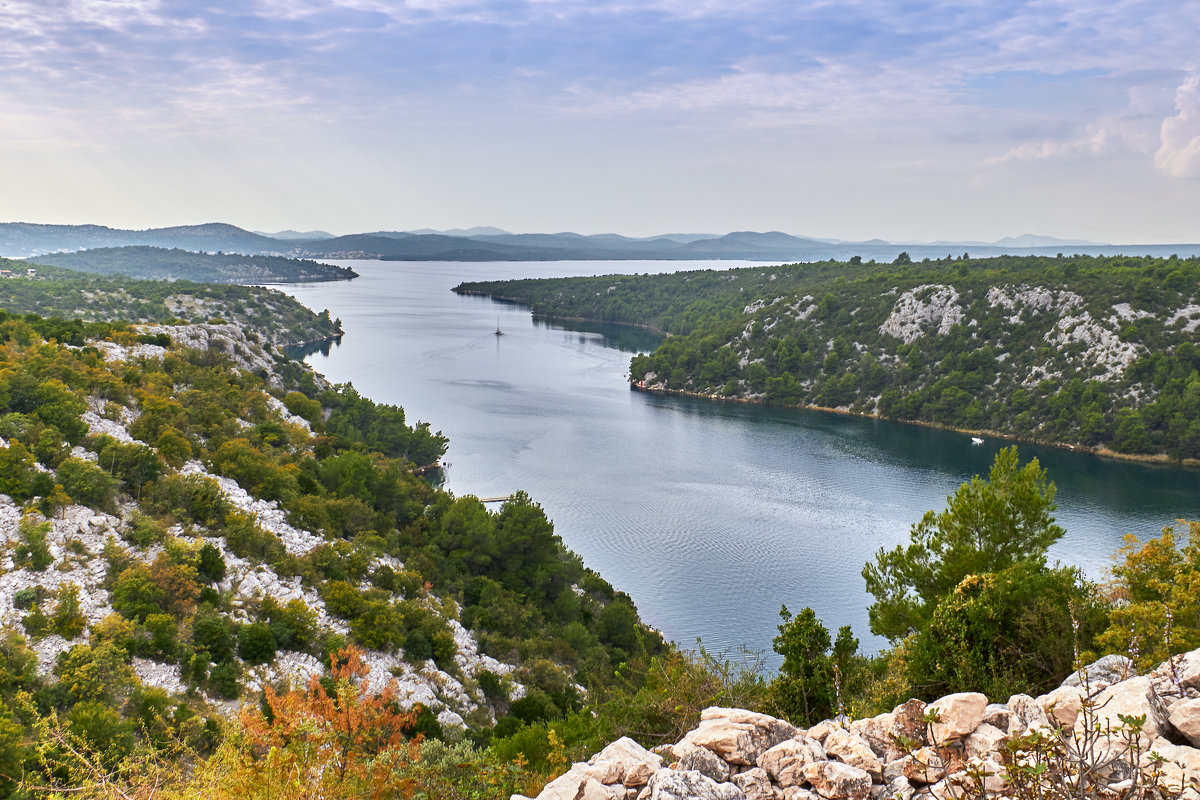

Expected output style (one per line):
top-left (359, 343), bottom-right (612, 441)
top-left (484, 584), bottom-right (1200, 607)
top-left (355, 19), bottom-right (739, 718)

top-left (629, 381), bottom-right (1200, 471)
top-left (520, 650), bottom-right (1200, 799)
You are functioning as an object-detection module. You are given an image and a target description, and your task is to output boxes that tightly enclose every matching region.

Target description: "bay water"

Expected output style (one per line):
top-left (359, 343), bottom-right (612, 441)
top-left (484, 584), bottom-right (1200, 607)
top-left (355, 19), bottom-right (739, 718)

top-left (282, 260), bottom-right (1200, 660)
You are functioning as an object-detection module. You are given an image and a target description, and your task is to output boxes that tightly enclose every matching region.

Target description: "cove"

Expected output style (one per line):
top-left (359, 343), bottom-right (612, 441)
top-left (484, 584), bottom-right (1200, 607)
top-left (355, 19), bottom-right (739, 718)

top-left (281, 259), bottom-right (1200, 660)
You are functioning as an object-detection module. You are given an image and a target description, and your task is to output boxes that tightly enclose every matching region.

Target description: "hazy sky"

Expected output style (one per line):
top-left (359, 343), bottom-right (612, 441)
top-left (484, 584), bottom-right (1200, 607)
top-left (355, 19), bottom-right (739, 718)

top-left (3, 0), bottom-right (1200, 242)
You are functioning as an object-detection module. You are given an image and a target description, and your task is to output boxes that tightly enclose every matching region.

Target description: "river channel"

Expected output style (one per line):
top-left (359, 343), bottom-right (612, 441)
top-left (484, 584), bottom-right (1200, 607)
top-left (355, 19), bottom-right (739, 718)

top-left (281, 259), bottom-right (1200, 659)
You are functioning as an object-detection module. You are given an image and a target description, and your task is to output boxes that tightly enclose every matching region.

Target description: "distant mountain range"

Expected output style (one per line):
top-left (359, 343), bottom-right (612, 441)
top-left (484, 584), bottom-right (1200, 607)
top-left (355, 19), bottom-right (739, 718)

top-left (3, 221), bottom-right (1197, 262)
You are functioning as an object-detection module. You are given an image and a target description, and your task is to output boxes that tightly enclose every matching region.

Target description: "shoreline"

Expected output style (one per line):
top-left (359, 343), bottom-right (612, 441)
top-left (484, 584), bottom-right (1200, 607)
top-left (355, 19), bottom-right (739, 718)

top-left (630, 382), bottom-right (1200, 471)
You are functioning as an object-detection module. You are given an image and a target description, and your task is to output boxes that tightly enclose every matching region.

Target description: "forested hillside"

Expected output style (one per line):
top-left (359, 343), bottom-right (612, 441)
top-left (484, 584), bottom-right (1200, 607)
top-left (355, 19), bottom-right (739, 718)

top-left (0, 259), bottom-right (342, 348)
top-left (457, 254), bottom-right (1200, 461)
top-left (30, 246), bottom-right (358, 284)
top-left (0, 310), bottom-right (665, 798)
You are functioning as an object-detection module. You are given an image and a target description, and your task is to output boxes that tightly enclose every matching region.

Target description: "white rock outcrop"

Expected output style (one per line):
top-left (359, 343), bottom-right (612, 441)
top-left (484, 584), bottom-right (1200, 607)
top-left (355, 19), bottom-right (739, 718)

top-left (521, 650), bottom-right (1200, 800)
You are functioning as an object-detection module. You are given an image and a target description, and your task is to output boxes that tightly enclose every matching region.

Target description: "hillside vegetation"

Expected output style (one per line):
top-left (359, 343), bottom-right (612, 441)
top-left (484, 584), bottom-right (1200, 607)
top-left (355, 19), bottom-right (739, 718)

top-left (0, 259), bottom-right (342, 348)
top-left (30, 246), bottom-right (358, 284)
top-left (456, 254), bottom-right (1200, 460)
top-left (0, 309), bottom-right (667, 798)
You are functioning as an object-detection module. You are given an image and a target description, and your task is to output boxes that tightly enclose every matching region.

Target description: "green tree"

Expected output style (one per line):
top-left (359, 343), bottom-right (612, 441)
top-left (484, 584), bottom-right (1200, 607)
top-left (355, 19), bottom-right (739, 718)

top-left (863, 447), bottom-right (1063, 641)
top-left (768, 606), bottom-right (836, 725)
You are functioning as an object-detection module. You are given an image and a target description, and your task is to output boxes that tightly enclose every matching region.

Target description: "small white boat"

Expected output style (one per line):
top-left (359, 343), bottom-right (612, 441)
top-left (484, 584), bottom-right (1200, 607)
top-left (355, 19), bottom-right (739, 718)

top-left (971, 436), bottom-right (984, 445)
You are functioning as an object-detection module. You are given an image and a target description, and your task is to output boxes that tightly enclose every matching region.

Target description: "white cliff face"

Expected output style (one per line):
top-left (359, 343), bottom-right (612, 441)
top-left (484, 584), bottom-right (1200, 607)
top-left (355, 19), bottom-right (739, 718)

top-left (1043, 311), bottom-right (1143, 383)
top-left (879, 285), bottom-right (965, 344)
top-left (985, 285), bottom-right (1083, 324)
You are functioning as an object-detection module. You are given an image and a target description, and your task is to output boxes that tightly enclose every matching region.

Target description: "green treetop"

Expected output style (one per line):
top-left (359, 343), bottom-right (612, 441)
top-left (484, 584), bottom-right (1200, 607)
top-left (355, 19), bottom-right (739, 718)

top-left (862, 446), bottom-right (1063, 642)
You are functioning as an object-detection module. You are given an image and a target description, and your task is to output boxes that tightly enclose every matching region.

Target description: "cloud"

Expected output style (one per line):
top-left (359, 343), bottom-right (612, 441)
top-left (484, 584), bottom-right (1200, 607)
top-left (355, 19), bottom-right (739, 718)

top-left (1155, 74), bottom-right (1200, 178)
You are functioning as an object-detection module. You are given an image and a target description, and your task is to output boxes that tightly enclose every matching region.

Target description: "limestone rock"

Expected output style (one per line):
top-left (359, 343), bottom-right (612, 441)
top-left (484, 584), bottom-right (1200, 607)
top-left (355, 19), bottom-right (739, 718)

top-left (1006, 694), bottom-right (1052, 737)
top-left (1142, 737), bottom-right (1200, 800)
top-left (585, 737), bottom-right (663, 787)
top-left (778, 789), bottom-right (818, 800)
top-left (806, 720), bottom-right (839, 744)
top-left (1169, 697), bottom-right (1200, 747)
top-left (730, 767), bottom-right (774, 800)
top-left (1075, 675), bottom-right (1170, 752)
top-left (981, 704), bottom-right (1009, 731)
top-left (672, 741), bottom-right (732, 783)
top-left (824, 728), bottom-right (883, 782)
top-left (900, 748), bottom-right (945, 785)
top-left (535, 767), bottom-right (623, 800)
top-left (758, 738), bottom-right (817, 788)
top-left (1060, 654), bottom-right (1134, 693)
top-left (884, 776), bottom-right (915, 800)
top-left (892, 699), bottom-right (929, 747)
top-left (643, 769), bottom-right (746, 800)
top-left (927, 693), bottom-right (987, 743)
top-left (680, 707), bottom-right (798, 766)
top-left (802, 760), bottom-right (872, 800)
top-left (963, 723), bottom-right (1006, 759)
top-left (1036, 685), bottom-right (1084, 728)
top-left (850, 712), bottom-right (902, 761)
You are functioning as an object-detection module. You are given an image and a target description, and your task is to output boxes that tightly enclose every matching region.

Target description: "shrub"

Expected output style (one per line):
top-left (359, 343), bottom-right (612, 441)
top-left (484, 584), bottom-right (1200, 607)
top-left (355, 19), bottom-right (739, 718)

top-left (223, 512), bottom-right (285, 564)
top-left (66, 700), bottom-right (135, 768)
top-left (56, 457), bottom-right (119, 512)
top-left (13, 586), bottom-right (38, 611)
top-left (15, 518), bottom-right (53, 571)
top-left (54, 642), bottom-right (136, 705)
top-left (197, 542), bottom-right (226, 583)
top-left (207, 660), bottom-right (241, 699)
top-left (237, 622), bottom-right (277, 665)
top-left (111, 564), bottom-right (165, 623)
top-left (262, 597), bottom-right (318, 654)
top-left (51, 582), bottom-right (87, 639)
top-left (192, 605), bottom-right (235, 664)
top-left (0, 436), bottom-right (40, 497)
top-left (122, 512), bottom-right (169, 547)
top-left (143, 614), bottom-right (179, 661)
top-left (146, 473), bottom-right (228, 528)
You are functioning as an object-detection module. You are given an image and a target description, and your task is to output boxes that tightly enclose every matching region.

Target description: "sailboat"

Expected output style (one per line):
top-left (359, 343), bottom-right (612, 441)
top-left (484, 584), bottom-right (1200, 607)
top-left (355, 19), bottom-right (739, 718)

top-left (494, 315), bottom-right (503, 336)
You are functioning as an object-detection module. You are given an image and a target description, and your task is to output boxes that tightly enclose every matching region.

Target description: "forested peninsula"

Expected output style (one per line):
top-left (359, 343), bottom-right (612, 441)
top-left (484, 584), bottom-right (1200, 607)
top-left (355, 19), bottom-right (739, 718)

top-left (0, 258), bottom-right (343, 349)
top-left (29, 246), bottom-right (358, 284)
top-left (456, 254), bottom-right (1200, 462)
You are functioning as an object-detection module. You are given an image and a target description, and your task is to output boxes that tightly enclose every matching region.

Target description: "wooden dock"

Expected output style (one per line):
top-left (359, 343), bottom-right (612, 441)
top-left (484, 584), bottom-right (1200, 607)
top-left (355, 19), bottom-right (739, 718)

top-left (478, 495), bottom-right (512, 504)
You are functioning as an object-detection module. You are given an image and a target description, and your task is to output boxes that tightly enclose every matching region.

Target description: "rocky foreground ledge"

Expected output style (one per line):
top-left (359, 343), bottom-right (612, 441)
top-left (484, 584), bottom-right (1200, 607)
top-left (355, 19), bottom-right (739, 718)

top-left (519, 650), bottom-right (1200, 800)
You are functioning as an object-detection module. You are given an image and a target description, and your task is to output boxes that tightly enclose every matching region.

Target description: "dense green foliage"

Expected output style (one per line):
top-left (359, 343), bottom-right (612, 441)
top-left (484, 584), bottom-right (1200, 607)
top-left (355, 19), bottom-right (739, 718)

top-left (0, 259), bottom-right (341, 347)
top-left (459, 254), bottom-right (1200, 459)
top-left (31, 246), bottom-right (358, 284)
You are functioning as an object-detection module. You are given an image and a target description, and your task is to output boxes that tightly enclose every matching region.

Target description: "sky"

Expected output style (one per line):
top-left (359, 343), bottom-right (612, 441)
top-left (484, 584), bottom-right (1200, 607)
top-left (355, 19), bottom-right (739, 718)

top-left (2, 0), bottom-right (1200, 243)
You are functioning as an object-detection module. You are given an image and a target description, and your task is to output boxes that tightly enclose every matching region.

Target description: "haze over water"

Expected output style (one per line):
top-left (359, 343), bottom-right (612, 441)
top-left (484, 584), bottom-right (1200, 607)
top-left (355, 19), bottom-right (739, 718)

top-left (283, 260), bottom-right (1200, 660)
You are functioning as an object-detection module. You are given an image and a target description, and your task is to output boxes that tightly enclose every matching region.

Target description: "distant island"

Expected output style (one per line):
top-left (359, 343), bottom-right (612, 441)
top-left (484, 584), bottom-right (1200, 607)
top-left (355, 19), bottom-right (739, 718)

top-left (4, 220), bottom-right (1200, 262)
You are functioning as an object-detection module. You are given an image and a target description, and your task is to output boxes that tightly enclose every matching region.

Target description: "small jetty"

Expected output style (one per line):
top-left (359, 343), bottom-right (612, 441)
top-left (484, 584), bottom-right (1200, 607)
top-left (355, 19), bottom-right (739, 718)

top-left (478, 495), bottom-right (512, 504)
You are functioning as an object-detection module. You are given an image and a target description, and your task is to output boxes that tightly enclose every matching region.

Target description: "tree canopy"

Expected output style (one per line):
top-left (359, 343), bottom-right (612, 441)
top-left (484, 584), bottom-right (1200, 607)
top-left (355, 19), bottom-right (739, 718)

top-left (862, 446), bottom-right (1063, 641)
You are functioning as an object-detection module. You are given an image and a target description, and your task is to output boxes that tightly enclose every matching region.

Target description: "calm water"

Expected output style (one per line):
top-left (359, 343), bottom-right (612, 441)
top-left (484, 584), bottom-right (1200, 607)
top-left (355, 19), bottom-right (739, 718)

top-left (282, 260), bottom-right (1200, 659)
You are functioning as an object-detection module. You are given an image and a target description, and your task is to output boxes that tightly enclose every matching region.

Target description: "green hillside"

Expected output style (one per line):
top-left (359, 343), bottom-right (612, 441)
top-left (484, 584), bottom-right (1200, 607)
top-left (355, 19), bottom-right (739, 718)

top-left (456, 253), bottom-right (1200, 461)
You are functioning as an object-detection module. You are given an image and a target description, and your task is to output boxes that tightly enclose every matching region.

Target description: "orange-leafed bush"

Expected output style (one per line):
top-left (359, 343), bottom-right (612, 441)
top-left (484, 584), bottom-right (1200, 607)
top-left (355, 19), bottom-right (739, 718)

top-left (211, 646), bottom-right (422, 800)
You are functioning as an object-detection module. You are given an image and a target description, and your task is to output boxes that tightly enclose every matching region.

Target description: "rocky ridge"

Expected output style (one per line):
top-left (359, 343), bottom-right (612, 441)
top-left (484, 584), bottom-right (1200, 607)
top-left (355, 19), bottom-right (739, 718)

top-left (519, 650), bottom-right (1200, 799)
